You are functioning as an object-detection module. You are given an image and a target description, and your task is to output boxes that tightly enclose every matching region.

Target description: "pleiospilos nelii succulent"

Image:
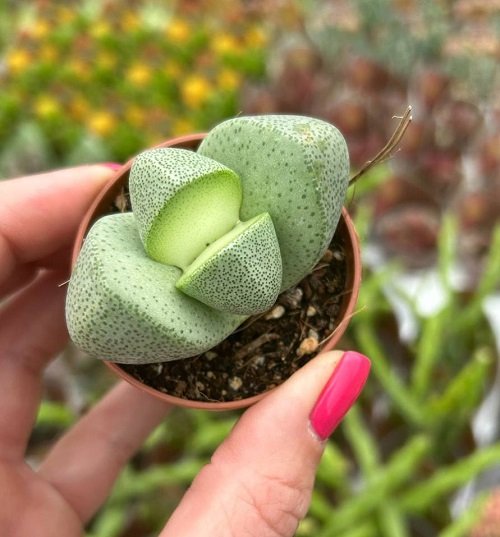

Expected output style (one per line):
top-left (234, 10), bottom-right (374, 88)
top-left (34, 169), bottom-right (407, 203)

top-left (197, 115), bottom-right (349, 290)
top-left (66, 114), bottom-right (351, 364)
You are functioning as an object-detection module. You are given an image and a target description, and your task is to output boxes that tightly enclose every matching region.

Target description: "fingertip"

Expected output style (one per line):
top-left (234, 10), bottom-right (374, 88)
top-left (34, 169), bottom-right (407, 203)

top-left (309, 351), bottom-right (371, 441)
top-left (158, 350), bottom-right (370, 537)
top-left (244, 349), bottom-right (370, 445)
top-left (100, 162), bottom-right (122, 171)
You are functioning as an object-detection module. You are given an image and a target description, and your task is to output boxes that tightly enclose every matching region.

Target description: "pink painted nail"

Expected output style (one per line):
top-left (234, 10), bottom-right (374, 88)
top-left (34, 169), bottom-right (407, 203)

top-left (101, 162), bottom-right (122, 170)
top-left (310, 351), bottom-right (371, 440)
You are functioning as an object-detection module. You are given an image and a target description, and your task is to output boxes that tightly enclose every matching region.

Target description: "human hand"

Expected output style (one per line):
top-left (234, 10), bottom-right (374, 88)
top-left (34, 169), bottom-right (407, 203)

top-left (0, 165), bottom-right (370, 537)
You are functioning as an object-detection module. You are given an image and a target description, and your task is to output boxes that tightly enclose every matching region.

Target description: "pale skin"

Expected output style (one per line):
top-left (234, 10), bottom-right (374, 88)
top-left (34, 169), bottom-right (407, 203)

top-left (0, 165), bottom-right (346, 537)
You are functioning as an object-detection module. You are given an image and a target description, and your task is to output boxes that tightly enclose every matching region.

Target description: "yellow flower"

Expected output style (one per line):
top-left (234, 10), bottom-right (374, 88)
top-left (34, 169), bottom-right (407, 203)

top-left (87, 111), bottom-right (116, 137)
top-left (30, 20), bottom-right (51, 39)
top-left (217, 69), bottom-right (241, 91)
top-left (166, 18), bottom-right (190, 43)
top-left (145, 131), bottom-right (164, 147)
top-left (164, 60), bottom-right (181, 79)
top-left (126, 64), bottom-right (152, 87)
top-left (96, 52), bottom-right (117, 71)
top-left (90, 21), bottom-right (111, 39)
top-left (5, 49), bottom-right (31, 74)
top-left (120, 11), bottom-right (140, 32)
top-left (68, 97), bottom-right (90, 120)
top-left (244, 26), bottom-right (268, 48)
top-left (172, 117), bottom-right (196, 136)
top-left (125, 105), bottom-right (146, 127)
top-left (34, 95), bottom-right (59, 119)
top-left (68, 59), bottom-right (91, 80)
top-left (40, 44), bottom-right (58, 63)
top-left (211, 33), bottom-right (240, 55)
top-left (56, 6), bottom-right (76, 24)
top-left (181, 75), bottom-right (212, 108)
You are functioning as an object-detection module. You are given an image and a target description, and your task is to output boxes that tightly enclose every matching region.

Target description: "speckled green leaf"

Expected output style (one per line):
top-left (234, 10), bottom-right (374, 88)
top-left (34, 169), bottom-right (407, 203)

top-left (177, 212), bottom-right (282, 315)
top-left (198, 115), bottom-right (350, 290)
top-left (129, 147), bottom-right (242, 269)
top-left (66, 213), bottom-right (244, 364)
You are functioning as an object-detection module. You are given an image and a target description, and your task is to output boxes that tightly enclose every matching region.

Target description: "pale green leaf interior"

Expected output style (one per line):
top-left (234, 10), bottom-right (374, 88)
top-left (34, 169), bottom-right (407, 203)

top-left (146, 170), bottom-right (242, 269)
top-left (180, 214), bottom-right (261, 276)
top-left (175, 212), bottom-right (282, 315)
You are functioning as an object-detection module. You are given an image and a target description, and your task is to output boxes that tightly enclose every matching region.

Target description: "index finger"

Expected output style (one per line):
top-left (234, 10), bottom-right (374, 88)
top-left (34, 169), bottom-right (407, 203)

top-left (0, 165), bottom-right (115, 291)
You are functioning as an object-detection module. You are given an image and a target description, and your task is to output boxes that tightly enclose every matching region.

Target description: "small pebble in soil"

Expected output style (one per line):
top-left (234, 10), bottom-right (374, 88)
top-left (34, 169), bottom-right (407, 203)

top-left (306, 305), bottom-right (317, 317)
top-left (320, 250), bottom-right (334, 263)
top-left (265, 304), bottom-right (286, 320)
top-left (252, 355), bottom-right (265, 367)
top-left (296, 336), bottom-right (320, 357)
top-left (229, 376), bottom-right (243, 391)
top-left (333, 249), bottom-right (345, 261)
top-left (195, 381), bottom-right (205, 392)
top-left (308, 329), bottom-right (320, 340)
top-left (281, 287), bottom-right (303, 308)
top-left (153, 364), bottom-right (163, 375)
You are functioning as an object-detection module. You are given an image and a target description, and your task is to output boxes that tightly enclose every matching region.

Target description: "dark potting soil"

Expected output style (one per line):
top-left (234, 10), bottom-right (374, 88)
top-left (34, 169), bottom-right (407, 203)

top-left (109, 186), bottom-right (348, 403)
top-left (120, 239), bottom-right (348, 403)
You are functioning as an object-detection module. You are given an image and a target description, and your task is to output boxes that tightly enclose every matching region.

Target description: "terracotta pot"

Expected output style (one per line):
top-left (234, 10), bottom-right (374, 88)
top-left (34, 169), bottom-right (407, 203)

top-left (71, 133), bottom-right (362, 410)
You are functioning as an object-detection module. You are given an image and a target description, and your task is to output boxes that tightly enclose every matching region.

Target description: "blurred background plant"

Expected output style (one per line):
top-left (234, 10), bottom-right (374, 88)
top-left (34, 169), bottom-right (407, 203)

top-left (0, 0), bottom-right (268, 173)
top-left (3, 0), bottom-right (500, 535)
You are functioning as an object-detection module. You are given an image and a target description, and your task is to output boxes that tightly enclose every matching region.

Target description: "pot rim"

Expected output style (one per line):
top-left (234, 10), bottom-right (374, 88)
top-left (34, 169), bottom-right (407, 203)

top-left (71, 133), bottom-right (362, 411)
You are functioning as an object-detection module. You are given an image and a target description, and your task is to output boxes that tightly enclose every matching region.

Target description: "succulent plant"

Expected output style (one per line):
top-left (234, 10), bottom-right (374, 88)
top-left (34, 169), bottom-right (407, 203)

top-left (65, 212), bottom-right (245, 364)
top-left (197, 115), bottom-right (350, 290)
top-left (66, 114), bottom-right (352, 364)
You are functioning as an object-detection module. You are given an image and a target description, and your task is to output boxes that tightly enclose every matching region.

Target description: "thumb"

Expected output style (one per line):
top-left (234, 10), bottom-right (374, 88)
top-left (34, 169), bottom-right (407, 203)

top-left (161, 350), bottom-right (370, 537)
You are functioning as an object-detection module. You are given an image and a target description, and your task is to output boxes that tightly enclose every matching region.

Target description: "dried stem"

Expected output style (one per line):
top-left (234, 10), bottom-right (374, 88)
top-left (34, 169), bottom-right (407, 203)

top-left (349, 105), bottom-right (413, 186)
top-left (233, 332), bottom-right (280, 361)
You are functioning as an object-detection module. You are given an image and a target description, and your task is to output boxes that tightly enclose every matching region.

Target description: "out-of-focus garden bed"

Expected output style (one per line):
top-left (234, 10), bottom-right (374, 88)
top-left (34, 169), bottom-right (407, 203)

top-left (0, 0), bottom-right (269, 173)
top-left (2, 1), bottom-right (500, 535)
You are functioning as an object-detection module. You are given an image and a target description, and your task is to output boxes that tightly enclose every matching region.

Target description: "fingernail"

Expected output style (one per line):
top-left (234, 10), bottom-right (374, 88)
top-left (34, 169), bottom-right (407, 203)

top-left (101, 162), bottom-right (122, 171)
top-left (310, 351), bottom-right (371, 441)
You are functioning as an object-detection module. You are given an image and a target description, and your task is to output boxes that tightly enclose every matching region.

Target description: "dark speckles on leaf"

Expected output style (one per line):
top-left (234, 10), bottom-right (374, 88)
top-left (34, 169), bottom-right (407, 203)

top-left (66, 213), bottom-right (242, 364)
top-left (316, 139), bottom-right (328, 152)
